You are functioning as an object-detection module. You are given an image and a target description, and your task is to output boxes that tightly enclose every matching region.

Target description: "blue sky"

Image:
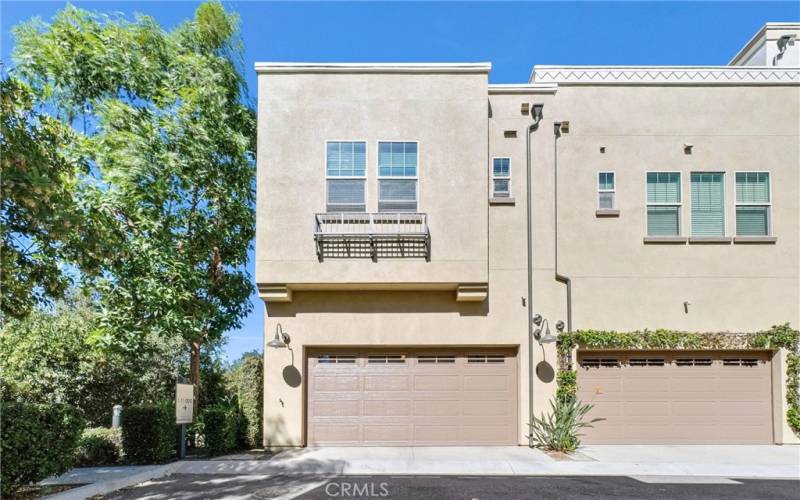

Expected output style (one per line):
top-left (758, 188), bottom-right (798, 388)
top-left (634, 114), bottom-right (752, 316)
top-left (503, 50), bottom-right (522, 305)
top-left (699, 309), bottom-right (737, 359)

top-left (3, 1), bottom-right (798, 361)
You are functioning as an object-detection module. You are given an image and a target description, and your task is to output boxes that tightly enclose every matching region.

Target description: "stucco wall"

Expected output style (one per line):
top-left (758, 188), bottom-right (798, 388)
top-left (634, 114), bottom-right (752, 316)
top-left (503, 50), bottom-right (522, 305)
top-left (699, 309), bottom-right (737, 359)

top-left (255, 72), bottom-right (490, 287)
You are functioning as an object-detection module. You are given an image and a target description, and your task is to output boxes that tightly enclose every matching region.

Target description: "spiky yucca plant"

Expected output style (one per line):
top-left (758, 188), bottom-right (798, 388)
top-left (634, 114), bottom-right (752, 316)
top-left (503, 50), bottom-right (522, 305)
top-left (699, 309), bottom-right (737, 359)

top-left (528, 396), bottom-right (603, 452)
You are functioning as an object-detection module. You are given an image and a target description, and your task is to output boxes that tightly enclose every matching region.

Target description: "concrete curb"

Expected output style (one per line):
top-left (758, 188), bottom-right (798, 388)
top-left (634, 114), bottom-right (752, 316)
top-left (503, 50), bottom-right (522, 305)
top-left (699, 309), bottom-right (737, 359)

top-left (43, 462), bottom-right (182, 500)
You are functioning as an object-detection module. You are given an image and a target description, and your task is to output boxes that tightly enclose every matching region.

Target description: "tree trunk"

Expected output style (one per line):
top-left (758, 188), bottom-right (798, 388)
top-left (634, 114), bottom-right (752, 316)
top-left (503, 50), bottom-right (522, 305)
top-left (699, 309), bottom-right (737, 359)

top-left (190, 337), bottom-right (202, 421)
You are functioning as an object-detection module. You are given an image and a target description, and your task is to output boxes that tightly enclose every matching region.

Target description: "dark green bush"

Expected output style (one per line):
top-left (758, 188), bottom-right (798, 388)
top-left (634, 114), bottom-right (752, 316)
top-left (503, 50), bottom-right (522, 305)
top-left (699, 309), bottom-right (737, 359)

top-left (202, 406), bottom-right (240, 456)
top-left (75, 427), bottom-right (122, 466)
top-left (121, 404), bottom-right (175, 464)
top-left (226, 353), bottom-right (263, 448)
top-left (0, 402), bottom-right (84, 496)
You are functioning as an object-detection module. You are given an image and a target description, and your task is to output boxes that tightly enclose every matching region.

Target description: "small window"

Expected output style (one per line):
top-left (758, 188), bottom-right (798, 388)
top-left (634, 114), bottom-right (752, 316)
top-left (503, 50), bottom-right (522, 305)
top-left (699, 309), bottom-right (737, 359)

top-left (629, 358), bottom-right (665, 367)
top-left (691, 172), bottom-right (725, 237)
top-left (675, 358), bottom-right (712, 366)
top-left (326, 141), bottom-right (366, 213)
top-left (378, 142), bottom-right (418, 212)
top-left (417, 355), bottom-right (455, 364)
top-left (492, 158), bottom-right (511, 198)
top-left (581, 358), bottom-right (620, 368)
top-left (723, 358), bottom-right (759, 367)
top-left (598, 172), bottom-right (615, 209)
top-left (368, 354), bottom-right (406, 364)
top-left (318, 355), bottom-right (357, 364)
top-left (646, 172), bottom-right (682, 236)
top-left (467, 354), bottom-right (505, 364)
top-left (736, 172), bottom-right (771, 236)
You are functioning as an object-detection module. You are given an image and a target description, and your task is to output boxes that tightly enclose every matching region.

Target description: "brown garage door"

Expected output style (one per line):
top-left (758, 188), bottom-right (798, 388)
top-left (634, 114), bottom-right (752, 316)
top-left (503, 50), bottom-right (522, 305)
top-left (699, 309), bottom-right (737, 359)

top-left (577, 350), bottom-right (773, 444)
top-left (307, 348), bottom-right (518, 446)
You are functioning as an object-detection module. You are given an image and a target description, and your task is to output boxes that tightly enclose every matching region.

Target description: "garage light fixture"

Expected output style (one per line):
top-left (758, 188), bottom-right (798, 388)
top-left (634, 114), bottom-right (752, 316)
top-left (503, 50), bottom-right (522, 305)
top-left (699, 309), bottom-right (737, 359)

top-left (532, 315), bottom-right (564, 344)
top-left (267, 323), bottom-right (291, 349)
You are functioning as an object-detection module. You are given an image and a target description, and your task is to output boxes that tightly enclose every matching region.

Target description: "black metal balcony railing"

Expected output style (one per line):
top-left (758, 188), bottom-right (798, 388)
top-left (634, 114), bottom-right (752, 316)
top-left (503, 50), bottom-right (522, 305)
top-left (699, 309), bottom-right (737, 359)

top-left (313, 212), bottom-right (431, 261)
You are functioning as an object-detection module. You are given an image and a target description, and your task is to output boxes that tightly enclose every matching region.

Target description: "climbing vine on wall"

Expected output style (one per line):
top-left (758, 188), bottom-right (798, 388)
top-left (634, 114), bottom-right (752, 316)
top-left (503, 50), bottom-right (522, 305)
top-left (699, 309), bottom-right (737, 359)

top-left (555, 323), bottom-right (800, 437)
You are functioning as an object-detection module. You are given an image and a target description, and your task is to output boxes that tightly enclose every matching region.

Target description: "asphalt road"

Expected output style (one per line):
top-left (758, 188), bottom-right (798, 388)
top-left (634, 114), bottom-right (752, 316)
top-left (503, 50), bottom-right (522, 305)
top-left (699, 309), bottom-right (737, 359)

top-left (102, 474), bottom-right (800, 500)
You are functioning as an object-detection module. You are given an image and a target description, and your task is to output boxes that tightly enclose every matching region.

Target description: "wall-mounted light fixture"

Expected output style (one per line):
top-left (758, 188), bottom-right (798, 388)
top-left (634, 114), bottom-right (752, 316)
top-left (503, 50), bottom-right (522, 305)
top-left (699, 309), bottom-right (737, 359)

top-left (532, 314), bottom-right (562, 344)
top-left (267, 323), bottom-right (291, 349)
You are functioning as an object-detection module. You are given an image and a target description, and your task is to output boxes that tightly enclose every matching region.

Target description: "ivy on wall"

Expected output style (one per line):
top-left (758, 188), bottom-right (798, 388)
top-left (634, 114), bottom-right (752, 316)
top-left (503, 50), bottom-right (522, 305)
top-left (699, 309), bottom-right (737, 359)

top-left (555, 323), bottom-right (800, 437)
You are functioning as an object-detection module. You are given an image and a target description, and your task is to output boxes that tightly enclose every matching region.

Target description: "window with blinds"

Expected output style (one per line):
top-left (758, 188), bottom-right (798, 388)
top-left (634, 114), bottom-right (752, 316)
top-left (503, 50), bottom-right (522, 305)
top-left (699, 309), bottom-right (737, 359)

top-left (378, 142), bottom-right (418, 212)
top-left (598, 172), bottom-right (615, 209)
top-left (492, 158), bottom-right (511, 198)
top-left (646, 172), bottom-right (681, 236)
top-left (691, 172), bottom-right (725, 237)
top-left (326, 141), bottom-right (366, 212)
top-left (736, 172), bottom-right (771, 236)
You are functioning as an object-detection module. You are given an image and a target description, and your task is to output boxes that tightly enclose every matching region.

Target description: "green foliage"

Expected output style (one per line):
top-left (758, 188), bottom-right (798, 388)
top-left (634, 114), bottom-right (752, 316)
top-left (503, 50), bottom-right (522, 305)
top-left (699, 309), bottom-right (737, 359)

top-left (556, 370), bottom-right (577, 402)
top-left (528, 396), bottom-right (602, 453)
top-left (557, 323), bottom-right (800, 437)
top-left (9, 1), bottom-right (256, 398)
top-left (121, 404), bottom-right (175, 464)
top-left (201, 404), bottom-right (241, 456)
top-left (0, 402), bottom-right (84, 496)
top-left (75, 427), bottom-right (122, 466)
top-left (0, 74), bottom-right (102, 318)
top-left (0, 294), bottom-right (183, 426)
top-left (226, 351), bottom-right (263, 448)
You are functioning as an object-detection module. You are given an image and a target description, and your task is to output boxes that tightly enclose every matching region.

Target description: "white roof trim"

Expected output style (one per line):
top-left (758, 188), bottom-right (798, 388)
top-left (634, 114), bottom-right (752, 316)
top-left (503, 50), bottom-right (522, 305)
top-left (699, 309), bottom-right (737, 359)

top-left (729, 22), bottom-right (800, 65)
top-left (530, 65), bottom-right (800, 86)
top-left (254, 62), bottom-right (492, 74)
top-left (488, 83), bottom-right (558, 95)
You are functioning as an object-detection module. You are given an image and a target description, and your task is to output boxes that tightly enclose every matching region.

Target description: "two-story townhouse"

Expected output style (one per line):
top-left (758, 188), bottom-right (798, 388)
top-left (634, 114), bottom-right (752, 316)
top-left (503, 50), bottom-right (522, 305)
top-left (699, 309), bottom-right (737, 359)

top-left (255, 23), bottom-right (800, 448)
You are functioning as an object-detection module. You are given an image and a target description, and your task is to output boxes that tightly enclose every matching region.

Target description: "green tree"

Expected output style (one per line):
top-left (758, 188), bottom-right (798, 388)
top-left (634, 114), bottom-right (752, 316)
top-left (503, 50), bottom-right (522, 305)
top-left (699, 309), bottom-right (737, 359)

top-left (0, 292), bottom-right (183, 426)
top-left (10, 1), bottom-right (256, 415)
top-left (226, 351), bottom-right (263, 448)
top-left (0, 74), bottom-right (105, 318)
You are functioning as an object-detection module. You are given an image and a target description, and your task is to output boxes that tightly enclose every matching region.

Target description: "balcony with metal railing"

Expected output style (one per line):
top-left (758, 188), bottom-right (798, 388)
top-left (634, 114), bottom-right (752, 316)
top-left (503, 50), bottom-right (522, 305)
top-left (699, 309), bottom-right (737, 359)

top-left (314, 212), bottom-right (431, 261)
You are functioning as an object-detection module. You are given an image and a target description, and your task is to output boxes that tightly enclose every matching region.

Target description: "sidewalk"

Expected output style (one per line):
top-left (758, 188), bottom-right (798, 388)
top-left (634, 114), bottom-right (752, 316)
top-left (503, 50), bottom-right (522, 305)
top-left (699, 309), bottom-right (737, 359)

top-left (179, 444), bottom-right (800, 479)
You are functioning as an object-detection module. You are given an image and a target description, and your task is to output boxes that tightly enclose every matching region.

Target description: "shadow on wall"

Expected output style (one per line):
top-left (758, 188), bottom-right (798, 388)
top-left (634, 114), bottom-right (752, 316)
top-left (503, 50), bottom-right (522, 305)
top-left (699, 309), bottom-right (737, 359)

top-left (266, 290), bottom-right (489, 318)
top-left (264, 414), bottom-right (295, 449)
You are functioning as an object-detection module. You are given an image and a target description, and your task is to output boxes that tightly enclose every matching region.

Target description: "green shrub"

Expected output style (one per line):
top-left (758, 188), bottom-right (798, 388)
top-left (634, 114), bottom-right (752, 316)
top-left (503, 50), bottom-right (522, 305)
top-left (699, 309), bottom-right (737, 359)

top-left (75, 427), bottom-right (122, 466)
top-left (0, 402), bottom-right (84, 496)
top-left (556, 370), bottom-right (577, 402)
top-left (121, 404), bottom-right (175, 464)
top-left (528, 396), bottom-right (602, 453)
top-left (226, 353), bottom-right (263, 448)
top-left (202, 406), bottom-right (241, 456)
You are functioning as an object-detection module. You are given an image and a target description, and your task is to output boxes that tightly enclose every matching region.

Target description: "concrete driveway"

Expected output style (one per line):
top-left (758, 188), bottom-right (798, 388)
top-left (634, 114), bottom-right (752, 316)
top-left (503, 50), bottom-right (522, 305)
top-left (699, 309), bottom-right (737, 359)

top-left (181, 444), bottom-right (800, 479)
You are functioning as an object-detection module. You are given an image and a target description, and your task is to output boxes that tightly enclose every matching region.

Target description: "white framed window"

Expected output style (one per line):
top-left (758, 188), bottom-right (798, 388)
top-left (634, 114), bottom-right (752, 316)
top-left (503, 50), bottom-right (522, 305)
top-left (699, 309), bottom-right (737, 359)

top-left (378, 141), bottom-right (417, 212)
top-left (597, 171), bottom-right (615, 209)
top-left (646, 172), bottom-right (681, 236)
top-left (690, 172), bottom-right (725, 237)
top-left (492, 158), bottom-right (511, 198)
top-left (735, 172), bottom-right (771, 236)
top-left (326, 141), bottom-right (366, 212)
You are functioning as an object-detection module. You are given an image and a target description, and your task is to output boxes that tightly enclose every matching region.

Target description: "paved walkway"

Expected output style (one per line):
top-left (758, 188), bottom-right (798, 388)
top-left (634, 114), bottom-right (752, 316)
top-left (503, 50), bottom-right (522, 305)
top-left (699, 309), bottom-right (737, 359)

top-left (182, 445), bottom-right (800, 479)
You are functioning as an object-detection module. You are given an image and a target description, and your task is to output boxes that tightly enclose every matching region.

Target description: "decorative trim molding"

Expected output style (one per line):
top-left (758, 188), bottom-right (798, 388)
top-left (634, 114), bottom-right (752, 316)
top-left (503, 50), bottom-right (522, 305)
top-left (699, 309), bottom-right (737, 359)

top-left (488, 83), bottom-right (558, 95)
top-left (456, 284), bottom-right (488, 302)
top-left (530, 66), bottom-right (800, 86)
top-left (255, 62), bottom-right (492, 75)
top-left (259, 285), bottom-right (292, 303)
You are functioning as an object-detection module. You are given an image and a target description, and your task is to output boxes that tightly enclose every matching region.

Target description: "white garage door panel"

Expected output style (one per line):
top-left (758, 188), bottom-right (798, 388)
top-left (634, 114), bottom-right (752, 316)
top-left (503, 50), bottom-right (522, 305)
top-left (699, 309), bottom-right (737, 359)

top-left (577, 350), bottom-right (773, 444)
top-left (307, 348), bottom-right (518, 446)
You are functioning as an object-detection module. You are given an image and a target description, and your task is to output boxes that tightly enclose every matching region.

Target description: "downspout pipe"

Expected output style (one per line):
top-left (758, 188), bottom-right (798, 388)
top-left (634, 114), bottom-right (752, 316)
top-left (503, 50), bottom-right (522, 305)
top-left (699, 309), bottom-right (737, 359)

top-left (553, 122), bottom-right (572, 333)
top-left (526, 104), bottom-right (543, 447)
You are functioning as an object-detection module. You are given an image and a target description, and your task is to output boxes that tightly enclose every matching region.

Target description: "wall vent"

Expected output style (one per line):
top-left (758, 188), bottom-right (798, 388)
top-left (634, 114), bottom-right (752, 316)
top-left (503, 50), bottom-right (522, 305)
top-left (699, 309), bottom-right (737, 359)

top-left (504, 130), bottom-right (517, 138)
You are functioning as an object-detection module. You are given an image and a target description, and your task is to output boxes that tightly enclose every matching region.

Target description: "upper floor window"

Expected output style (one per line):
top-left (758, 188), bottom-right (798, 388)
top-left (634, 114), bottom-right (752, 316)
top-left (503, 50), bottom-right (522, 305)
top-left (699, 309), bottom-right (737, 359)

top-left (598, 172), bottom-right (615, 209)
top-left (690, 172), bottom-right (725, 237)
top-left (646, 172), bottom-right (681, 236)
top-left (378, 141), bottom-right (417, 212)
top-left (326, 141), bottom-right (366, 212)
top-left (736, 172), bottom-right (771, 236)
top-left (492, 158), bottom-right (511, 198)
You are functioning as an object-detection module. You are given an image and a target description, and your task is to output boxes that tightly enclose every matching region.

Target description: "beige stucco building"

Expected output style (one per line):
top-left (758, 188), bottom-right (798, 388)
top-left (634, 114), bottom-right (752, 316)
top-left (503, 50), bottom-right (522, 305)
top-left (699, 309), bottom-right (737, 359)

top-left (255, 24), bottom-right (800, 447)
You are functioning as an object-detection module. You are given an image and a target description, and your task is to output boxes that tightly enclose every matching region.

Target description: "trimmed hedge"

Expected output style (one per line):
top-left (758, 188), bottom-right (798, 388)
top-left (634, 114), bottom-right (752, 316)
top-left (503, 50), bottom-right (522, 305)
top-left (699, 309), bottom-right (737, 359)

top-left (0, 402), bottom-right (84, 496)
top-left (202, 407), bottom-right (241, 456)
top-left (76, 427), bottom-right (123, 466)
top-left (226, 354), bottom-right (263, 448)
top-left (121, 404), bottom-right (175, 464)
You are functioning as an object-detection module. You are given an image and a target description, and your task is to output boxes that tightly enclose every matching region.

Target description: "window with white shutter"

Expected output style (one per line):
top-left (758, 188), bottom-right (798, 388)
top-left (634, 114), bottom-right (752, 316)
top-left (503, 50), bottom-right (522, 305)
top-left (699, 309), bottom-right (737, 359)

top-left (378, 141), bottom-right (417, 212)
top-left (492, 158), bottom-right (511, 198)
top-left (691, 172), bottom-right (725, 237)
top-left (646, 172), bottom-right (681, 236)
top-left (326, 141), bottom-right (366, 212)
top-left (736, 172), bottom-right (771, 236)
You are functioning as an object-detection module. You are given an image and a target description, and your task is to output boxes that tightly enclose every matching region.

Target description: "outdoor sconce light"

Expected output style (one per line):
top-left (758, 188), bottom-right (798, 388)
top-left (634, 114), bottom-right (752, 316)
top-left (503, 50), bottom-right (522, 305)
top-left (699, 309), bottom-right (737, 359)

top-left (532, 315), bottom-right (563, 344)
top-left (267, 323), bottom-right (291, 349)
